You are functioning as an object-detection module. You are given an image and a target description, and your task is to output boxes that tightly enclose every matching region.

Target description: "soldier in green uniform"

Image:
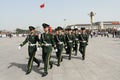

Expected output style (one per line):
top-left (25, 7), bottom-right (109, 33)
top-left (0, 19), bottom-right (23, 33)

top-left (55, 28), bottom-right (59, 35)
top-left (40, 23), bottom-right (56, 77)
top-left (79, 27), bottom-right (89, 60)
top-left (73, 28), bottom-right (79, 56)
top-left (54, 27), bottom-right (65, 66)
top-left (65, 28), bottom-right (74, 60)
top-left (64, 28), bottom-right (69, 54)
top-left (54, 28), bottom-right (59, 57)
top-left (18, 26), bottom-right (40, 75)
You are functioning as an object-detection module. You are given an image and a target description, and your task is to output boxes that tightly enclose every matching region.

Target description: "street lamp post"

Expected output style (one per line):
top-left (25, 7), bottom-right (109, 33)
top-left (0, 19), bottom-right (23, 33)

top-left (88, 11), bottom-right (96, 30)
top-left (64, 19), bottom-right (67, 29)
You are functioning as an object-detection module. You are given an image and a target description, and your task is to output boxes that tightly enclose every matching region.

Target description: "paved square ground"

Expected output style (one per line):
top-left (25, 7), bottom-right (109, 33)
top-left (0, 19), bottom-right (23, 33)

top-left (0, 36), bottom-right (120, 80)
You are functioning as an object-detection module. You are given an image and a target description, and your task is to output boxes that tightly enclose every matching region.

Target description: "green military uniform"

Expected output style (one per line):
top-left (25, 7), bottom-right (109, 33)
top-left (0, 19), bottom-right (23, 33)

top-left (64, 28), bottom-right (69, 54)
top-left (19, 26), bottom-right (40, 74)
top-left (65, 28), bottom-right (74, 60)
top-left (54, 27), bottom-right (65, 66)
top-left (79, 28), bottom-right (89, 60)
top-left (73, 28), bottom-right (79, 56)
top-left (40, 23), bottom-right (55, 77)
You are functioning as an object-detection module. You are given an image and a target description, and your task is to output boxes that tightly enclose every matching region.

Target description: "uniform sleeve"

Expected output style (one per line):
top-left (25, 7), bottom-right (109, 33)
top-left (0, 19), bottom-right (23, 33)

top-left (86, 34), bottom-right (89, 42)
top-left (54, 35), bottom-right (57, 44)
top-left (72, 34), bottom-right (75, 44)
top-left (36, 35), bottom-right (40, 42)
top-left (38, 34), bottom-right (43, 47)
top-left (36, 35), bottom-right (41, 47)
top-left (63, 35), bottom-right (66, 45)
top-left (78, 34), bottom-right (82, 41)
top-left (64, 35), bottom-right (67, 44)
top-left (20, 35), bottom-right (29, 47)
top-left (50, 34), bottom-right (56, 48)
top-left (65, 34), bottom-right (68, 43)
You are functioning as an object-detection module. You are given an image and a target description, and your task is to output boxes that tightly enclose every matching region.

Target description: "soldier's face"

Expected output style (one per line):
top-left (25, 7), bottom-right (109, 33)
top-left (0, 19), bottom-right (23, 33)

top-left (75, 30), bottom-right (78, 33)
top-left (58, 30), bottom-right (62, 34)
top-left (73, 31), bottom-right (75, 34)
top-left (44, 27), bottom-right (49, 32)
top-left (65, 30), bottom-right (68, 34)
top-left (82, 30), bottom-right (86, 33)
top-left (56, 31), bottom-right (59, 34)
top-left (30, 30), bottom-right (35, 33)
top-left (68, 30), bottom-right (72, 34)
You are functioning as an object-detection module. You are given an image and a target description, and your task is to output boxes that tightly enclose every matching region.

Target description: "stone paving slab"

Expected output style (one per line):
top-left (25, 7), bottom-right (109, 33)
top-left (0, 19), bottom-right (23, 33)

top-left (0, 36), bottom-right (120, 80)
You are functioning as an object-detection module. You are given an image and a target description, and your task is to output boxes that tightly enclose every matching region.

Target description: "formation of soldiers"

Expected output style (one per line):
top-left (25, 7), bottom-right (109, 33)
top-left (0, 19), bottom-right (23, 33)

top-left (18, 23), bottom-right (89, 77)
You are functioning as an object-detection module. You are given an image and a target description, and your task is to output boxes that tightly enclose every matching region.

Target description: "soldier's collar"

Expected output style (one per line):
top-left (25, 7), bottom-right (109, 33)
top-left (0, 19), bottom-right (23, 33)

top-left (45, 31), bottom-right (49, 34)
top-left (82, 33), bottom-right (86, 35)
top-left (58, 33), bottom-right (62, 35)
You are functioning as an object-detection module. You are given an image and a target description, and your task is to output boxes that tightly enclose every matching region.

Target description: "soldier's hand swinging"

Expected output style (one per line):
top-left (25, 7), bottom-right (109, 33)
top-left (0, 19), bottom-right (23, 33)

top-left (37, 47), bottom-right (40, 51)
top-left (54, 49), bottom-right (58, 52)
top-left (18, 46), bottom-right (21, 50)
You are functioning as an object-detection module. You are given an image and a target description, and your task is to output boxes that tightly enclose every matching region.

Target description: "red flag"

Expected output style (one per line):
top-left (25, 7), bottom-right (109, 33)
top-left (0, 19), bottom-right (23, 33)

top-left (40, 3), bottom-right (45, 8)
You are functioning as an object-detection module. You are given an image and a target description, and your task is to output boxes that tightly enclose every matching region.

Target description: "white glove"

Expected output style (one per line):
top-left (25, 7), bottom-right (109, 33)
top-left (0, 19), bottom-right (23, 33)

top-left (53, 49), bottom-right (58, 53)
top-left (55, 49), bottom-right (58, 52)
top-left (45, 44), bottom-right (49, 46)
top-left (37, 47), bottom-right (40, 51)
top-left (65, 46), bottom-right (67, 49)
top-left (18, 46), bottom-right (21, 50)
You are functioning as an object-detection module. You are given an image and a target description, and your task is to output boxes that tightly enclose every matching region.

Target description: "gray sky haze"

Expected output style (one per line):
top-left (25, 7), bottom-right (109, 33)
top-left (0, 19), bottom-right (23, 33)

top-left (0, 0), bottom-right (120, 30)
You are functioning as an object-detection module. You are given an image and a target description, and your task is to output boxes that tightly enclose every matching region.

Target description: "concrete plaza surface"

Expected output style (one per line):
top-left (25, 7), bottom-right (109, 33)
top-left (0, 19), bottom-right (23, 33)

top-left (0, 36), bottom-right (120, 80)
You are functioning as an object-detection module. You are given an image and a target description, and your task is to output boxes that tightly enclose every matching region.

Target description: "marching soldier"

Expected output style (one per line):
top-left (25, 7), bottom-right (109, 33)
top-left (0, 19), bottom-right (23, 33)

top-left (73, 28), bottom-right (79, 56)
top-left (54, 27), bottom-right (65, 66)
top-left (18, 26), bottom-right (40, 75)
top-left (79, 27), bottom-right (89, 60)
top-left (55, 28), bottom-right (59, 35)
top-left (40, 23), bottom-right (56, 77)
top-left (64, 28), bottom-right (69, 54)
top-left (65, 28), bottom-right (74, 60)
top-left (54, 28), bottom-right (59, 58)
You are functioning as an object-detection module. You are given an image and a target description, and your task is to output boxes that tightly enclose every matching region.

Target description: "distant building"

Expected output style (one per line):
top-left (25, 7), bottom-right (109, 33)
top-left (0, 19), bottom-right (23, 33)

top-left (66, 21), bottom-right (120, 30)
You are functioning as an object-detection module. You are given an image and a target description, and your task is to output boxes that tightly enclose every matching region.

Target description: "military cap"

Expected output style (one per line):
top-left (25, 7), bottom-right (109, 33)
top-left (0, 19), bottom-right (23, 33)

top-left (65, 28), bottom-right (68, 30)
top-left (55, 28), bottom-right (58, 31)
top-left (74, 28), bottom-right (78, 31)
top-left (81, 27), bottom-right (85, 30)
top-left (57, 26), bottom-right (63, 30)
top-left (29, 26), bottom-right (35, 31)
top-left (67, 28), bottom-right (72, 31)
top-left (42, 23), bottom-right (50, 28)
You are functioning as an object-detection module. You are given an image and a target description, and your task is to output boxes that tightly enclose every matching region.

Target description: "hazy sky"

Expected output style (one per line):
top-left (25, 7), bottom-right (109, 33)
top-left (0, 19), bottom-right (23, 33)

top-left (0, 0), bottom-right (120, 30)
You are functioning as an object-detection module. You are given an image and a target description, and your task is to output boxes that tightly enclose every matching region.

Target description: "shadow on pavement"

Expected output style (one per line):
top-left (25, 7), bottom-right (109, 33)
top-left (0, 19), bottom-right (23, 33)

top-left (8, 62), bottom-right (26, 72)
top-left (8, 62), bottom-right (44, 76)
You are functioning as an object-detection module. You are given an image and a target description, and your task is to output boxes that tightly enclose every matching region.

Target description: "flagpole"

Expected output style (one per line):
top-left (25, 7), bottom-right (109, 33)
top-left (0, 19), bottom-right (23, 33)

top-left (64, 19), bottom-right (67, 29)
